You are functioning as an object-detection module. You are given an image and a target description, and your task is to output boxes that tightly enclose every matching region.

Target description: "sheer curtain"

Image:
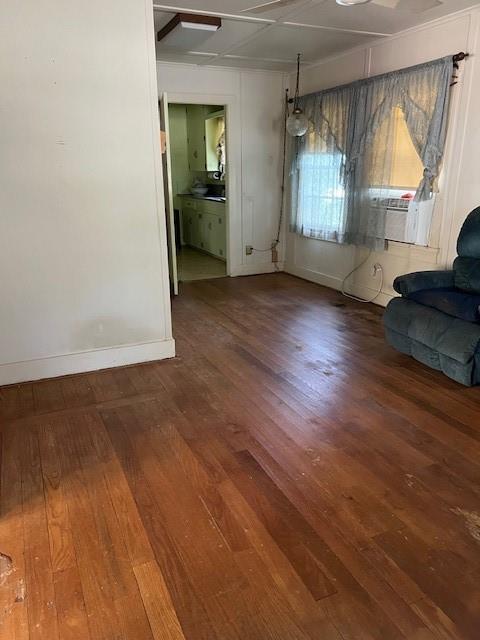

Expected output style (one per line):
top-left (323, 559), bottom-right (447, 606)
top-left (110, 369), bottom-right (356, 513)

top-left (290, 56), bottom-right (454, 249)
top-left (290, 87), bottom-right (350, 242)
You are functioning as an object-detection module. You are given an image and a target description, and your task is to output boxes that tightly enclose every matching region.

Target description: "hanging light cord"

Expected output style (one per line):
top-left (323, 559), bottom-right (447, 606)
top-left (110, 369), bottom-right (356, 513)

top-left (293, 53), bottom-right (301, 108)
top-left (341, 250), bottom-right (383, 303)
top-left (249, 89), bottom-right (289, 254)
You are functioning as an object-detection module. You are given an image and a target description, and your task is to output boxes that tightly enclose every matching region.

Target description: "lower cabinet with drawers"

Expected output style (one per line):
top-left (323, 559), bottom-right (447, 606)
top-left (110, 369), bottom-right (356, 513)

top-left (181, 198), bottom-right (226, 261)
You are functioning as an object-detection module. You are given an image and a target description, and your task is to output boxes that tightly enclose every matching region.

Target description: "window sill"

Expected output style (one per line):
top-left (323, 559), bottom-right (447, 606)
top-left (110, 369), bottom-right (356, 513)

top-left (385, 240), bottom-right (440, 265)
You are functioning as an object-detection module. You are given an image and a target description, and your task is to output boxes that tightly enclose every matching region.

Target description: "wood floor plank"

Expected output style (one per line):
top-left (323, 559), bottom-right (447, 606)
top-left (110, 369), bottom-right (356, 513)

top-left (37, 422), bottom-right (76, 574)
top-left (0, 427), bottom-right (29, 640)
top-left (53, 567), bottom-right (91, 640)
top-left (375, 527), bottom-right (480, 639)
top-left (134, 561), bottom-right (185, 640)
top-left (52, 416), bottom-right (127, 639)
top-left (101, 406), bottom-right (222, 640)
top-left (21, 426), bottom-right (60, 640)
top-left (1, 273), bottom-right (480, 639)
top-left (230, 449), bottom-right (337, 601)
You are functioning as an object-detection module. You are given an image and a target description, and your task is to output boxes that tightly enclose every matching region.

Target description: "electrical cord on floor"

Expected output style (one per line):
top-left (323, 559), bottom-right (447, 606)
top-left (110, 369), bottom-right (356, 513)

top-left (341, 250), bottom-right (384, 303)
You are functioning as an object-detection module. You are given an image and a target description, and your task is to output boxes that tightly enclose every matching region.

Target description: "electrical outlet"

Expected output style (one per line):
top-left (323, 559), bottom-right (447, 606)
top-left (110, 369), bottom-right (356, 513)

top-left (271, 246), bottom-right (278, 263)
top-left (245, 245), bottom-right (253, 256)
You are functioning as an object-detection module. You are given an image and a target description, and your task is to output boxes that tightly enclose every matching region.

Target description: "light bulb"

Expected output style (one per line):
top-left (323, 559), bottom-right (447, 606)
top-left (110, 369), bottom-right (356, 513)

top-left (336, 0), bottom-right (371, 5)
top-left (286, 108), bottom-right (308, 137)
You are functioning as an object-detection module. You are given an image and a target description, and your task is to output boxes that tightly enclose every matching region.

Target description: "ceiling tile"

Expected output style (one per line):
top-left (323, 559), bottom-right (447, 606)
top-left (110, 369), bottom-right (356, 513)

top-left (218, 56), bottom-right (295, 71)
top-left (152, 0), bottom-right (292, 19)
top-left (156, 51), bottom-right (216, 65)
top-left (191, 19), bottom-right (266, 53)
top-left (290, 0), bottom-right (480, 35)
top-left (153, 0), bottom-right (480, 71)
top-left (229, 23), bottom-right (378, 62)
top-left (155, 12), bottom-right (265, 54)
top-left (154, 10), bottom-right (175, 31)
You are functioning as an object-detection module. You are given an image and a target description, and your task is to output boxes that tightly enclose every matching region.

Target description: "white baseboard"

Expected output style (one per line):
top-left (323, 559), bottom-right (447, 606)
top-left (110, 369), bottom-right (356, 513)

top-left (230, 262), bottom-right (285, 277)
top-left (285, 263), bottom-right (393, 307)
top-left (0, 338), bottom-right (176, 386)
top-left (284, 263), bottom-right (343, 291)
top-left (347, 284), bottom-right (393, 308)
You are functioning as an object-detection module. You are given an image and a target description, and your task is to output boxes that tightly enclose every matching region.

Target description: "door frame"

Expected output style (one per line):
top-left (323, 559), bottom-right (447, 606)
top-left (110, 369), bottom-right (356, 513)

top-left (159, 93), bottom-right (179, 295)
top-left (163, 92), bottom-right (242, 279)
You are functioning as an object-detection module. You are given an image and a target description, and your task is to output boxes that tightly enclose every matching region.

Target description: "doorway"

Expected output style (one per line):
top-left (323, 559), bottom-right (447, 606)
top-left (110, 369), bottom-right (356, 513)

top-left (160, 96), bottom-right (229, 294)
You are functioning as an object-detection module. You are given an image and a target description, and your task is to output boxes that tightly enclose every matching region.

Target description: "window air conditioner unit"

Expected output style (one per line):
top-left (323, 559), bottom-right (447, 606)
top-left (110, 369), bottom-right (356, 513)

top-left (384, 198), bottom-right (412, 243)
top-left (372, 195), bottom-right (434, 246)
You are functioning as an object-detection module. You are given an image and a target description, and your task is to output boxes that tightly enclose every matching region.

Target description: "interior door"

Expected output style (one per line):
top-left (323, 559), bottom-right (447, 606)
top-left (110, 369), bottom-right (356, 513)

top-left (159, 93), bottom-right (179, 296)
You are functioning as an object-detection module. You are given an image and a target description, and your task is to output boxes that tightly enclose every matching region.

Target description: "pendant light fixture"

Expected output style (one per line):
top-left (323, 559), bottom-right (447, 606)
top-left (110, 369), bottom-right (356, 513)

top-left (335, 0), bottom-right (371, 5)
top-left (287, 53), bottom-right (308, 137)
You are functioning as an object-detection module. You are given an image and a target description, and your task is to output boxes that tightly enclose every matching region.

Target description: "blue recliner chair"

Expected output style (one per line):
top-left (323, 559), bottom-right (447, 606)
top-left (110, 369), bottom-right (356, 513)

top-left (384, 206), bottom-right (480, 386)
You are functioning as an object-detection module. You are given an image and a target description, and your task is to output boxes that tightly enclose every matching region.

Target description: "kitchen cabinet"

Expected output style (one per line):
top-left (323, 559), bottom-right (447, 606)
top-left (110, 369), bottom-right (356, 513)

top-left (186, 105), bottom-right (207, 172)
top-left (186, 106), bottom-right (226, 175)
top-left (182, 200), bottom-right (199, 246)
top-left (181, 198), bottom-right (226, 261)
top-left (205, 110), bottom-right (225, 172)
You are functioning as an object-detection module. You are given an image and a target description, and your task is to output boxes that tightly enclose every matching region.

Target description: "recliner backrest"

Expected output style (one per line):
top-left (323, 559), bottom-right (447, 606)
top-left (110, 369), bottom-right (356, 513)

top-left (454, 206), bottom-right (480, 294)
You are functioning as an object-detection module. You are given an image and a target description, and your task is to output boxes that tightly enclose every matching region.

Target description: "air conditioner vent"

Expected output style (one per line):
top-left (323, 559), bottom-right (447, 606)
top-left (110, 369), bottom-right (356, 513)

top-left (371, 197), bottom-right (410, 212)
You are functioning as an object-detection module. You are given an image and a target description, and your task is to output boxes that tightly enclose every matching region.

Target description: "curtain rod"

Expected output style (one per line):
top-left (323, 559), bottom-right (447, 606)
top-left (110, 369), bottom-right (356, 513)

top-left (298, 53), bottom-right (469, 102)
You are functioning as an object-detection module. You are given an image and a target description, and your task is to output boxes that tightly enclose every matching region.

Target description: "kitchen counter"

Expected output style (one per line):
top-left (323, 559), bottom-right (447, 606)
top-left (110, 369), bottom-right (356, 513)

top-left (180, 195), bottom-right (226, 261)
top-left (179, 193), bottom-right (226, 202)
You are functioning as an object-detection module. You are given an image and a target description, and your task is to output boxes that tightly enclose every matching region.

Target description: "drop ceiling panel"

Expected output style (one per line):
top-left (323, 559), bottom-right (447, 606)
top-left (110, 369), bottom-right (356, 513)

top-left (218, 56), bottom-right (297, 71)
top-left (153, 0), bottom-right (480, 71)
top-left (230, 24), bottom-right (379, 62)
top-left (290, 0), bottom-right (480, 35)
top-left (155, 12), bottom-right (265, 54)
top-left (156, 51), bottom-right (216, 65)
top-left (190, 19), bottom-right (265, 52)
top-left (153, 0), bottom-right (295, 19)
top-left (154, 10), bottom-right (175, 31)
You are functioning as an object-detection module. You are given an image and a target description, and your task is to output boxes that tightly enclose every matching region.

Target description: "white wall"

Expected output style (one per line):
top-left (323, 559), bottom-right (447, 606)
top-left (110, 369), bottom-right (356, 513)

top-left (157, 62), bottom-right (287, 276)
top-left (0, 0), bottom-right (174, 385)
top-left (285, 7), bottom-right (480, 306)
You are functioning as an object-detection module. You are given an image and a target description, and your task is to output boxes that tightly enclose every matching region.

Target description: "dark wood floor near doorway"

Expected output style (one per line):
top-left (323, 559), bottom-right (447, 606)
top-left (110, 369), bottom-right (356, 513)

top-left (1, 273), bottom-right (480, 640)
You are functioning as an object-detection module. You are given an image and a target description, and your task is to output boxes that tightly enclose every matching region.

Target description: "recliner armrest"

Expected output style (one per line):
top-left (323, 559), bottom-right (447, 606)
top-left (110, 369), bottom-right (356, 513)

top-left (393, 270), bottom-right (455, 297)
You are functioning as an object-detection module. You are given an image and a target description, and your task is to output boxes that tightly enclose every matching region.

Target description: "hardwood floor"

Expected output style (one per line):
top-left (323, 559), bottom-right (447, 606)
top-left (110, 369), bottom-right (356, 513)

top-left (1, 273), bottom-right (480, 639)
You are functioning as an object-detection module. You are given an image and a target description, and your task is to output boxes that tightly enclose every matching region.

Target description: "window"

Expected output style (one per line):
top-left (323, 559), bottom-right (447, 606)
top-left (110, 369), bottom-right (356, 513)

top-left (295, 106), bottom-right (432, 246)
top-left (293, 128), bottom-right (347, 242)
top-left (369, 106), bottom-right (424, 192)
top-left (290, 56), bottom-right (452, 250)
top-left (367, 106), bottom-right (434, 245)
top-left (297, 150), bottom-right (345, 240)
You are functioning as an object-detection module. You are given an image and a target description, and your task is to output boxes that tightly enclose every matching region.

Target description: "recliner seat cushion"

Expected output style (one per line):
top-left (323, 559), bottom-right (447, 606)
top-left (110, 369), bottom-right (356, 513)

top-left (384, 298), bottom-right (480, 386)
top-left (407, 287), bottom-right (480, 323)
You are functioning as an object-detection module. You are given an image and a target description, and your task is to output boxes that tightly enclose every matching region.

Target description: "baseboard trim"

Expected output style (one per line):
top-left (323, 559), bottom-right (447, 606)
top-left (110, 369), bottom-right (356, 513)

top-left (347, 284), bottom-right (394, 308)
top-left (284, 264), bottom-right (343, 291)
top-left (285, 263), bottom-right (394, 307)
top-left (230, 262), bottom-right (285, 277)
top-left (0, 338), bottom-right (176, 386)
